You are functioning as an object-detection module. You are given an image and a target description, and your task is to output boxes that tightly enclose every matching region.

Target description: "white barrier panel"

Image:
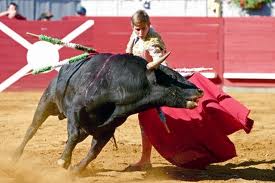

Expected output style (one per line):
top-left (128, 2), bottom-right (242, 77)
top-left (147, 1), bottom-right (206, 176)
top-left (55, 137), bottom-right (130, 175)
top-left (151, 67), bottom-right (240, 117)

top-left (174, 68), bottom-right (217, 79)
top-left (200, 72), bottom-right (217, 79)
top-left (178, 72), bottom-right (217, 79)
top-left (223, 73), bottom-right (275, 80)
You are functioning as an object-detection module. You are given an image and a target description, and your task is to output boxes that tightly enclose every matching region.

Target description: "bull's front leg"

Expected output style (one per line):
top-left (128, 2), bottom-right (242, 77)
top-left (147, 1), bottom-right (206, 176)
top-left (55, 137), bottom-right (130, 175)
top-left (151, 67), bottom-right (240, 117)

top-left (57, 111), bottom-right (88, 169)
top-left (70, 129), bottom-right (115, 174)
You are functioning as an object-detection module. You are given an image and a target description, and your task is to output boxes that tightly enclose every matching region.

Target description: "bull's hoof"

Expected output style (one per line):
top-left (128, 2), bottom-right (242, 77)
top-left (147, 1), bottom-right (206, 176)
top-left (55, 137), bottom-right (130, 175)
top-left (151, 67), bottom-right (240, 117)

top-left (69, 165), bottom-right (84, 175)
top-left (57, 159), bottom-right (70, 169)
top-left (124, 163), bottom-right (152, 172)
top-left (12, 148), bottom-right (23, 163)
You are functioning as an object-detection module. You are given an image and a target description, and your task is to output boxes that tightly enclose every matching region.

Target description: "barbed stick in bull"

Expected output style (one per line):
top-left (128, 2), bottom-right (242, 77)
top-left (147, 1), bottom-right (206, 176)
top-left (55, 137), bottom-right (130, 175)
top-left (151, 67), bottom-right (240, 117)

top-left (26, 52), bottom-right (90, 75)
top-left (26, 32), bottom-right (97, 53)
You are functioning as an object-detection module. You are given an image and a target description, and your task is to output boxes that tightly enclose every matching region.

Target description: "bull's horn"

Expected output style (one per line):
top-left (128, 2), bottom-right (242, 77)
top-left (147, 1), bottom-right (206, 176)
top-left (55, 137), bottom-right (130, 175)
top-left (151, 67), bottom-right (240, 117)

top-left (146, 51), bottom-right (171, 70)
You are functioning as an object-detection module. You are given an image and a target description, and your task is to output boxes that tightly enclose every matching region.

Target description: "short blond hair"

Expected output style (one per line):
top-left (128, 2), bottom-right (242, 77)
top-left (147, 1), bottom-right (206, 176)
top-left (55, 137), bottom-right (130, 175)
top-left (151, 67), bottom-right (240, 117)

top-left (131, 10), bottom-right (150, 27)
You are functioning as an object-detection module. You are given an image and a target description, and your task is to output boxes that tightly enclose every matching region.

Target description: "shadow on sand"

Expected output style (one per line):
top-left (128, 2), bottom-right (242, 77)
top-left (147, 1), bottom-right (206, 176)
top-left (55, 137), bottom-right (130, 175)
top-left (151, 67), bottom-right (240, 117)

top-left (80, 160), bottom-right (275, 181)
top-left (141, 160), bottom-right (275, 182)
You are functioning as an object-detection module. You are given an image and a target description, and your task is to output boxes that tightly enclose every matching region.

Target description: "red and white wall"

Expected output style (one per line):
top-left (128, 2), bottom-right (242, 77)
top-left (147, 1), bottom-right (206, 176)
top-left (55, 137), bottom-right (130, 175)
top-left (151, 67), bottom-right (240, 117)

top-left (223, 17), bottom-right (275, 87)
top-left (0, 17), bottom-right (274, 91)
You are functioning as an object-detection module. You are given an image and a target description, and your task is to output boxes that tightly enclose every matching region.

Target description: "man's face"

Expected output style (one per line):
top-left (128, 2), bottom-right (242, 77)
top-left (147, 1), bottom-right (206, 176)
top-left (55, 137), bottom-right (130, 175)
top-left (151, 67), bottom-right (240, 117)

top-left (132, 23), bottom-right (150, 40)
top-left (8, 4), bottom-right (16, 11)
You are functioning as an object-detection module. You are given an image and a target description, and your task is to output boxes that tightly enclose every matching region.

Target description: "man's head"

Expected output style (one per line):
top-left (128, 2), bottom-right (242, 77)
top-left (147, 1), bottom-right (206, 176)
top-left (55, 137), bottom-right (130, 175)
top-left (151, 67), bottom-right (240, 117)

top-left (6, 2), bottom-right (18, 19)
top-left (8, 2), bottom-right (18, 11)
top-left (131, 10), bottom-right (150, 40)
top-left (38, 12), bottom-right (53, 21)
top-left (76, 6), bottom-right (86, 16)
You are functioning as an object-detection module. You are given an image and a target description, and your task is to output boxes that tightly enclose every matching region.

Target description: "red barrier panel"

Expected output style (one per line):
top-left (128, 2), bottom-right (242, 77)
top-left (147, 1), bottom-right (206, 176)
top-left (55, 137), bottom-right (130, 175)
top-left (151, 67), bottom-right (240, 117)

top-left (64, 17), bottom-right (222, 75)
top-left (0, 19), bottom-right (93, 91)
top-left (150, 17), bottom-right (223, 84)
top-left (223, 17), bottom-right (275, 87)
top-left (0, 17), bottom-right (274, 91)
top-left (0, 17), bottom-right (223, 91)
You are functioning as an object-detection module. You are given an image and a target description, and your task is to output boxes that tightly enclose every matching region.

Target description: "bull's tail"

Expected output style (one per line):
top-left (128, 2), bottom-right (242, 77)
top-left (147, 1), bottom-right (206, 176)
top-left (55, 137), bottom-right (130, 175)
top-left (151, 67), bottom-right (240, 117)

top-left (111, 135), bottom-right (118, 150)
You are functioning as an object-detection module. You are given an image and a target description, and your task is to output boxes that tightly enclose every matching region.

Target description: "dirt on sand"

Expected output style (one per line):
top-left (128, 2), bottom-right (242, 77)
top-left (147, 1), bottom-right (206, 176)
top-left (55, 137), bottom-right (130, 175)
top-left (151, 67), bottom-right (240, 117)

top-left (0, 91), bottom-right (274, 183)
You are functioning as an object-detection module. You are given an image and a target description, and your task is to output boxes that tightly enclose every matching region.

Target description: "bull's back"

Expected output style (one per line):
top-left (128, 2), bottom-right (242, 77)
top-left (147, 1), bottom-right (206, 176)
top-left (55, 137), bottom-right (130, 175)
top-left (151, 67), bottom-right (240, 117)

top-left (55, 53), bottom-right (149, 108)
top-left (56, 54), bottom-right (111, 91)
top-left (57, 53), bottom-right (148, 90)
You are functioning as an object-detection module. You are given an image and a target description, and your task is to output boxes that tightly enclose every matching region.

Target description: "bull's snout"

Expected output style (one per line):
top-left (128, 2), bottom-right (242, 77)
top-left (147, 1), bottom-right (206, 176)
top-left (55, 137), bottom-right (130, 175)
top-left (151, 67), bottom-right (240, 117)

top-left (197, 89), bottom-right (204, 97)
top-left (186, 88), bottom-right (204, 109)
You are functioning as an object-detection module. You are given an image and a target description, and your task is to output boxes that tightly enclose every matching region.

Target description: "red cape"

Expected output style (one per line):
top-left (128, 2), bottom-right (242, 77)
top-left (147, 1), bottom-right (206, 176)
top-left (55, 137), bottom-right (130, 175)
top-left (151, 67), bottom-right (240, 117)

top-left (139, 73), bottom-right (253, 169)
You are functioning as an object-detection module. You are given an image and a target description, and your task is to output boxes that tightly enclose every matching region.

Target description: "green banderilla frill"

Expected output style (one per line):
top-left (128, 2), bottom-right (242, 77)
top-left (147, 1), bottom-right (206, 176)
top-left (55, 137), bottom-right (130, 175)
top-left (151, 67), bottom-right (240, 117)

top-left (26, 32), bottom-right (96, 53)
top-left (31, 53), bottom-right (89, 75)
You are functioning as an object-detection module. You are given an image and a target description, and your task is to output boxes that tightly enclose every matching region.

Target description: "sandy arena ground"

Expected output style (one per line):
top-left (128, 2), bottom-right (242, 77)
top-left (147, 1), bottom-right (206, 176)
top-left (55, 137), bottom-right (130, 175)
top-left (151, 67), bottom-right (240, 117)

top-left (0, 91), bottom-right (274, 183)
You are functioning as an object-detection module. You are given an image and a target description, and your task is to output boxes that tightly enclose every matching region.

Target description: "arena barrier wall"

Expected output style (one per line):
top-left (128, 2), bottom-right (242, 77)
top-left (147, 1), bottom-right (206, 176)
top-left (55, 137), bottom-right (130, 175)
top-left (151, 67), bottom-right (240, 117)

top-left (223, 17), bottom-right (275, 87)
top-left (0, 17), bottom-right (274, 91)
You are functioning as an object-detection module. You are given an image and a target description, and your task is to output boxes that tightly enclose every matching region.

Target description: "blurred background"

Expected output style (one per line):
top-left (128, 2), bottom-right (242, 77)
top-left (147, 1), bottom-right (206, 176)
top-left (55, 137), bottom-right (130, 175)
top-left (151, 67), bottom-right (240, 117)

top-left (0, 0), bottom-right (275, 21)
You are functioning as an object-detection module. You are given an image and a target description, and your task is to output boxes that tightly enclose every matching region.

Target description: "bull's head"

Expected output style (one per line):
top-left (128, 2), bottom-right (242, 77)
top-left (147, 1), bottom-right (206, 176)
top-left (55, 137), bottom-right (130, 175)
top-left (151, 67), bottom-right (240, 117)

top-left (145, 53), bottom-right (203, 109)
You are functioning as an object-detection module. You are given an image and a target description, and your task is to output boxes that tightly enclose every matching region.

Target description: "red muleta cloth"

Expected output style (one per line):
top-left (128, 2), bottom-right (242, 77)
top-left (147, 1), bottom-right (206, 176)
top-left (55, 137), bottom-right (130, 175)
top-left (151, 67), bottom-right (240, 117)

top-left (139, 72), bottom-right (253, 169)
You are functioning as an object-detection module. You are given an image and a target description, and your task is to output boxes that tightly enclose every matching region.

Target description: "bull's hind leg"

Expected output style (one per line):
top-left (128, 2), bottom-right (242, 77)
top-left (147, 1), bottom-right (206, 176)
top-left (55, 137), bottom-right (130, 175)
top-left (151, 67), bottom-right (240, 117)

top-left (57, 108), bottom-right (89, 169)
top-left (70, 129), bottom-right (115, 174)
top-left (57, 122), bottom-right (88, 169)
top-left (13, 91), bottom-right (60, 161)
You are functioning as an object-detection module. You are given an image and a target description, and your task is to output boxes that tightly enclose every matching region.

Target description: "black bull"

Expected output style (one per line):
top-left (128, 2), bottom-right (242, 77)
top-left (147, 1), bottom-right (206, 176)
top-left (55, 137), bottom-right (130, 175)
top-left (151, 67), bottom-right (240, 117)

top-left (14, 53), bottom-right (203, 173)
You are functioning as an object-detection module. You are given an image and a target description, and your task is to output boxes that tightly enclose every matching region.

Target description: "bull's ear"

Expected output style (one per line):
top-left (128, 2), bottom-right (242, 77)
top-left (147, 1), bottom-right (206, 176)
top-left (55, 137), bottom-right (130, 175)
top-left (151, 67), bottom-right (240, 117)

top-left (146, 70), bottom-right (157, 84)
top-left (146, 51), bottom-right (171, 70)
